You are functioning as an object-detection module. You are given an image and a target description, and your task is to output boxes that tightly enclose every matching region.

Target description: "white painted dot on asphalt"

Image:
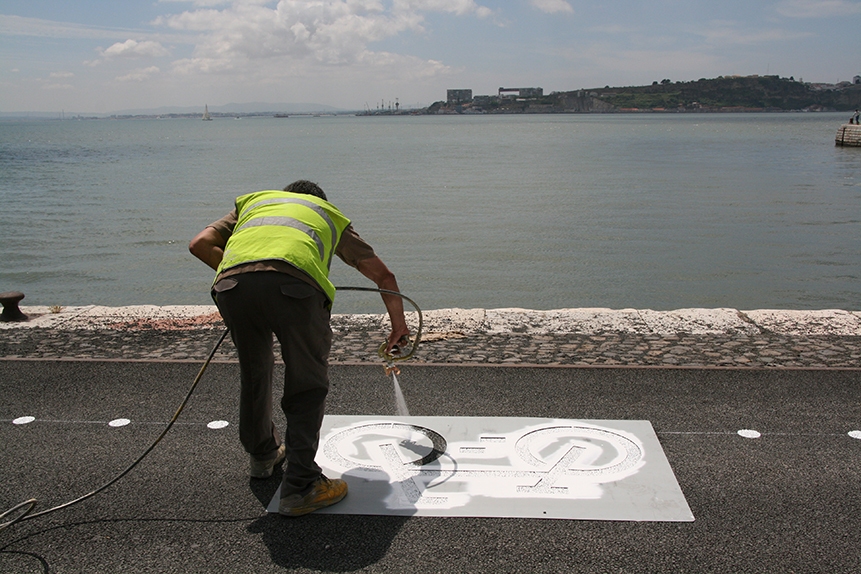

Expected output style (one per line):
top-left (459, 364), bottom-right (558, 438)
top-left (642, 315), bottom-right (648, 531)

top-left (13, 416), bottom-right (35, 425)
top-left (207, 420), bottom-right (229, 429)
top-left (109, 418), bottom-right (131, 427)
top-left (849, 430), bottom-right (861, 440)
top-left (737, 429), bottom-right (761, 439)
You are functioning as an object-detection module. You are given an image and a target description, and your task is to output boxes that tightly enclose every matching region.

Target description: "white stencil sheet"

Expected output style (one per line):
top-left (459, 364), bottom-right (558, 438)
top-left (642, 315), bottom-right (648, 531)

top-left (268, 416), bottom-right (694, 522)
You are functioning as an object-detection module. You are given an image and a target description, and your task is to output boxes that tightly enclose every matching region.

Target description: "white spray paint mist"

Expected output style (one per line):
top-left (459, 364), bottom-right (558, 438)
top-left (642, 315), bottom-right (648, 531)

top-left (391, 372), bottom-right (410, 417)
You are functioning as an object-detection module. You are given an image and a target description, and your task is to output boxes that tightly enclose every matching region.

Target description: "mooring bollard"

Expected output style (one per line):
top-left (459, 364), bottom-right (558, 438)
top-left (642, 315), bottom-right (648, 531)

top-left (0, 291), bottom-right (27, 322)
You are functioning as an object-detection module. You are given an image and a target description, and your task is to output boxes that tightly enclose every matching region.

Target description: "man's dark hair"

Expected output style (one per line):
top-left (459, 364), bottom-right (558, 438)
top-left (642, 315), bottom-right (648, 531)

top-left (284, 180), bottom-right (327, 201)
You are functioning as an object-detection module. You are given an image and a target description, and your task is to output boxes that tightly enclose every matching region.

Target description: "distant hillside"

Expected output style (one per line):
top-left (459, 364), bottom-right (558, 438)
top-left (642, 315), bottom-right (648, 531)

top-left (578, 76), bottom-right (861, 112)
top-left (428, 76), bottom-right (861, 115)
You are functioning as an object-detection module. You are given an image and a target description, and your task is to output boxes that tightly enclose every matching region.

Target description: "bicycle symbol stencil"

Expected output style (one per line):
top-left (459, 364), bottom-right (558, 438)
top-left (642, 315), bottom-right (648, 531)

top-left (269, 416), bottom-right (694, 521)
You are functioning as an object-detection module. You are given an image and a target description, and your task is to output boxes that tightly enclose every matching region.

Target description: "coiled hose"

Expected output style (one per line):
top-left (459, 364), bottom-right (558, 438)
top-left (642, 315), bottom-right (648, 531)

top-left (0, 286), bottom-right (421, 532)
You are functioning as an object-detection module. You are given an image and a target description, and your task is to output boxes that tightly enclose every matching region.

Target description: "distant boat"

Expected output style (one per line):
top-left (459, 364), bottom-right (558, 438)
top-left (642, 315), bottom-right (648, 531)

top-left (202, 105), bottom-right (212, 121)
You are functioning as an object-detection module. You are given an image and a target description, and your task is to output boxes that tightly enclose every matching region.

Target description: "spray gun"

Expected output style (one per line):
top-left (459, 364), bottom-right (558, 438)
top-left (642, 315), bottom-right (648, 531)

top-left (335, 286), bottom-right (423, 376)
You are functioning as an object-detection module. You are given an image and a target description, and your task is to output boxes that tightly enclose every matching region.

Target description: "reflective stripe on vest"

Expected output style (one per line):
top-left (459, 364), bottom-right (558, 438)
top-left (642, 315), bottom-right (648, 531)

top-left (215, 191), bottom-right (351, 304)
top-left (236, 195), bottom-right (339, 270)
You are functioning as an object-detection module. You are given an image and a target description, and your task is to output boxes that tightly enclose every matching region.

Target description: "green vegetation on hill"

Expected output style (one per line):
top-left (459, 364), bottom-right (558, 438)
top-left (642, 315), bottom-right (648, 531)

top-left (428, 76), bottom-right (861, 114)
top-left (581, 76), bottom-right (860, 111)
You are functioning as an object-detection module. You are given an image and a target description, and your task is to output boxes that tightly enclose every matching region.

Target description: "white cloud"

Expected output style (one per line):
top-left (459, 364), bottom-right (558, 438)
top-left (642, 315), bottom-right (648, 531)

top-left (775, 0), bottom-right (861, 18)
top-left (102, 39), bottom-right (171, 58)
top-left (117, 66), bottom-right (162, 82)
top-left (590, 24), bottom-right (632, 35)
top-left (158, 0), bottom-right (235, 6)
top-left (0, 14), bottom-right (139, 40)
top-left (155, 0), bottom-right (491, 74)
top-left (42, 82), bottom-right (74, 91)
top-left (564, 45), bottom-right (724, 76)
top-left (49, 71), bottom-right (75, 79)
top-left (152, 0), bottom-right (488, 105)
top-left (1, 0), bottom-right (492, 110)
top-left (393, 0), bottom-right (492, 18)
top-left (698, 20), bottom-right (813, 45)
top-left (529, 0), bottom-right (574, 14)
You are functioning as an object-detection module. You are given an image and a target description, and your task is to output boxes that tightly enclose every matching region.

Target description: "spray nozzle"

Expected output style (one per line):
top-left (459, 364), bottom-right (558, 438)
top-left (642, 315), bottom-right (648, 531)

top-left (379, 336), bottom-right (411, 376)
top-left (384, 362), bottom-right (401, 377)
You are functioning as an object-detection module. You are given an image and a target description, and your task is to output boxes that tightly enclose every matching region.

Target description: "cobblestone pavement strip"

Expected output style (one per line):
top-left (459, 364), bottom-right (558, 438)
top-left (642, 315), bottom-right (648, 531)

top-left (2, 306), bottom-right (860, 368)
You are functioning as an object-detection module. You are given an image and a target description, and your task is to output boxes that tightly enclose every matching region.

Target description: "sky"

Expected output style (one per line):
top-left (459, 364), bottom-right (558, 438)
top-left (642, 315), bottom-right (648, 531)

top-left (1, 0), bottom-right (859, 114)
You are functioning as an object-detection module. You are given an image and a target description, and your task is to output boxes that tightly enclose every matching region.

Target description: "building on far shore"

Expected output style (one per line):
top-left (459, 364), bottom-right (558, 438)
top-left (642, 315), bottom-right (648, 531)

top-left (498, 87), bottom-right (543, 99)
top-left (447, 89), bottom-right (473, 104)
top-left (446, 87), bottom-right (544, 107)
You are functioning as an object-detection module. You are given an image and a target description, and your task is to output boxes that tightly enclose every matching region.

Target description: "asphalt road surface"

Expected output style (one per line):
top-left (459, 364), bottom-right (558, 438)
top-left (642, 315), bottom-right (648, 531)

top-left (2, 360), bottom-right (860, 573)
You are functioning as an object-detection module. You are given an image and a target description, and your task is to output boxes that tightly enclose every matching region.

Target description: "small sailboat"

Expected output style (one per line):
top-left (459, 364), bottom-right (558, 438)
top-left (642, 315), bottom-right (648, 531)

top-left (202, 105), bottom-right (212, 121)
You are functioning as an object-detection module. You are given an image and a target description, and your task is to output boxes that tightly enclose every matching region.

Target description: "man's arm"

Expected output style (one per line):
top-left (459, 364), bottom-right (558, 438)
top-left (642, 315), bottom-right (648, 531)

top-left (355, 256), bottom-right (410, 353)
top-left (189, 227), bottom-right (227, 271)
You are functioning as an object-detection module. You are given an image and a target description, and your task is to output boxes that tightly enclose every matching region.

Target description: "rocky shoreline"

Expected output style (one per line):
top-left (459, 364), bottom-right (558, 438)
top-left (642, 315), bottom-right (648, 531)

top-left (2, 305), bottom-right (860, 368)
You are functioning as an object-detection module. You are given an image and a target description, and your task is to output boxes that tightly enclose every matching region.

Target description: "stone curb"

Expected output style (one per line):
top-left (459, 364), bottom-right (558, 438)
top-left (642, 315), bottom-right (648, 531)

top-left (1, 306), bottom-right (859, 368)
top-left (4, 305), bottom-right (861, 337)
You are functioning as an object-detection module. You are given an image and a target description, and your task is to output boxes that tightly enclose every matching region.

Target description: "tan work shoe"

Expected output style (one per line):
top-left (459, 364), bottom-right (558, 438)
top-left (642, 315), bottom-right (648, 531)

top-left (249, 444), bottom-right (286, 479)
top-left (279, 475), bottom-right (348, 517)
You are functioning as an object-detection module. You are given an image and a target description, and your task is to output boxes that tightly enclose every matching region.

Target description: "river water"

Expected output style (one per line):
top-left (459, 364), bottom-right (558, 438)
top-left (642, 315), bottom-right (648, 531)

top-left (1, 112), bottom-right (858, 313)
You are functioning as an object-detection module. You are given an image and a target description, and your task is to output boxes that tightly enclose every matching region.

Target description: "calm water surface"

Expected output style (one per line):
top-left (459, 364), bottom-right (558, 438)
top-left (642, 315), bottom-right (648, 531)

top-left (1, 113), bottom-right (859, 313)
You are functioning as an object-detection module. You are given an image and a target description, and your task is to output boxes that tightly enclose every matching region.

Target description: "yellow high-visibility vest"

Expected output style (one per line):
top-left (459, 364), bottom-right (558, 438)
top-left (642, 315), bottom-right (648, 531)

top-left (216, 190), bottom-right (351, 304)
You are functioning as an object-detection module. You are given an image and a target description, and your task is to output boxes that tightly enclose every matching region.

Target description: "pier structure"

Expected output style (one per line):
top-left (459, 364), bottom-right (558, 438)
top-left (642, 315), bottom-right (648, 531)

top-left (835, 123), bottom-right (861, 146)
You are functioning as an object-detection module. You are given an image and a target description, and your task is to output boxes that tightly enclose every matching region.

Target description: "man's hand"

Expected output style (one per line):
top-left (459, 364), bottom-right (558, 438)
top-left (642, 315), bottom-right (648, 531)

top-left (387, 332), bottom-right (411, 356)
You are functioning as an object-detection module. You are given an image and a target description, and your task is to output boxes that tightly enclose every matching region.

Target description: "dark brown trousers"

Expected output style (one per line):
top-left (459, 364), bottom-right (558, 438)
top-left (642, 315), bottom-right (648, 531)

top-left (214, 271), bottom-right (332, 495)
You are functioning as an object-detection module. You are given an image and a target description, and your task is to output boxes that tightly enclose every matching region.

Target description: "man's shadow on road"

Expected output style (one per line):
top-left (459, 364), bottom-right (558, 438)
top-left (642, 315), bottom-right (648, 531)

top-left (247, 468), bottom-right (412, 572)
